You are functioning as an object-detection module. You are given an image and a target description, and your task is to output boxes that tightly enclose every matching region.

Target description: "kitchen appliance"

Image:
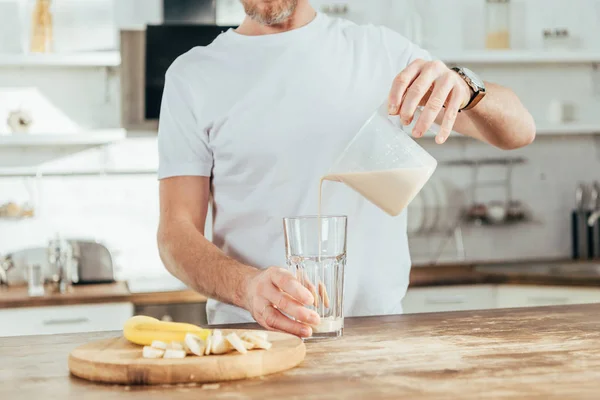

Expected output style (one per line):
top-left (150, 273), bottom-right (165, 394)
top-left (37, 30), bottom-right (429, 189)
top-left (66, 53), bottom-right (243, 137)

top-left (70, 240), bottom-right (115, 284)
top-left (2, 239), bottom-right (114, 287)
top-left (163, 0), bottom-right (216, 24)
top-left (0, 254), bottom-right (15, 288)
top-left (48, 236), bottom-right (77, 293)
top-left (68, 332), bottom-right (305, 385)
top-left (143, 24), bottom-right (236, 120)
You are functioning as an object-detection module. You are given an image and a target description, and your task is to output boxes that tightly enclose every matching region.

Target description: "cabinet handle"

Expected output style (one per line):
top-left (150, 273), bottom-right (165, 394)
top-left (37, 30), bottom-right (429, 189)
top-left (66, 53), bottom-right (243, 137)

top-left (527, 297), bottom-right (569, 304)
top-left (425, 296), bottom-right (466, 305)
top-left (43, 317), bottom-right (90, 326)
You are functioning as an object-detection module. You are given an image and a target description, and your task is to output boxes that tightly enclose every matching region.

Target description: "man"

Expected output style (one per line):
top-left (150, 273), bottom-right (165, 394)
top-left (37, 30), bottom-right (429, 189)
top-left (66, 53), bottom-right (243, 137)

top-left (157, 0), bottom-right (535, 338)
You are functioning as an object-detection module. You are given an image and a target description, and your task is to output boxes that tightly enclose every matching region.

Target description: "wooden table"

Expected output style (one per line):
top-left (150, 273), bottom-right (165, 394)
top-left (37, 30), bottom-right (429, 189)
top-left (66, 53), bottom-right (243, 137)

top-left (2, 304), bottom-right (600, 399)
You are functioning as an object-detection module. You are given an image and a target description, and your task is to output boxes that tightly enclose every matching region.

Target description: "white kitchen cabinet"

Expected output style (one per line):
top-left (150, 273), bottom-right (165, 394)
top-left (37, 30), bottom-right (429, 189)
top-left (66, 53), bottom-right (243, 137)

top-left (402, 285), bottom-right (496, 314)
top-left (496, 285), bottom-right (600, 309)
top-left (0, 302), bottom-right (133, 337)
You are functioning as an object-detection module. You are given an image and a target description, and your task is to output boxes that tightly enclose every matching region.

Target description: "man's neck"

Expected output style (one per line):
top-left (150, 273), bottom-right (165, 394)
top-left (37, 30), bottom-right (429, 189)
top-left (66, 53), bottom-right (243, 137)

top-left (235, 1), bottom-right (317, 36)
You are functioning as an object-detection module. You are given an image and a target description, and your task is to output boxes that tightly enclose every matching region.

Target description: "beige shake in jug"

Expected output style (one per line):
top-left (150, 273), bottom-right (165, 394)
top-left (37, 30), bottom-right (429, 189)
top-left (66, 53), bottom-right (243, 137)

top-left (319, 167), bottom-right (432, 217)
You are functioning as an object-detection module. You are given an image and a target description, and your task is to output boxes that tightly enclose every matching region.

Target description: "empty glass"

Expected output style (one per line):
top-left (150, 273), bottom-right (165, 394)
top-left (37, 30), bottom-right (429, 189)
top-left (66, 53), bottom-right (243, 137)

top-left (283, 216), bottom-right (347, 340)
top-left (323, 103), bottom-right (438, 217)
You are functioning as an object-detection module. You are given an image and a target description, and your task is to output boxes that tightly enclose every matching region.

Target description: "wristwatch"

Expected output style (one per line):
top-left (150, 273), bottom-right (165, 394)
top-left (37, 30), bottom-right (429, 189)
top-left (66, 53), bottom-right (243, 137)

top-left (451, 67), bottom-right (487, 111)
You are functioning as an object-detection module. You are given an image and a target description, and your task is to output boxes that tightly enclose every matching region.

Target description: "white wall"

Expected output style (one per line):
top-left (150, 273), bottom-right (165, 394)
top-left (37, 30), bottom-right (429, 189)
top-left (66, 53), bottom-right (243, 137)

top-left (1, 0), bottom-right (600, 278)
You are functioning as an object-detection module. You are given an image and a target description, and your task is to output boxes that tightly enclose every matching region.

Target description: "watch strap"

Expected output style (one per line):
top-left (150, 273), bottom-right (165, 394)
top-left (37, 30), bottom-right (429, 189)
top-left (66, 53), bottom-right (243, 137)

top-left (451, 67), bottom-right (486, 111)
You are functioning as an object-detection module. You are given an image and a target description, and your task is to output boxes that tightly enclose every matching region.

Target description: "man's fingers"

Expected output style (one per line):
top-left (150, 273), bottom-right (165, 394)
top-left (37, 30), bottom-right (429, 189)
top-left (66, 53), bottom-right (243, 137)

top-left (437, 89), bottom-right (463, 144)
top-left (412, 75), bottom-right (453, 138)
top-left (262, 304), bottom-right (313, 338)
top-left (398, 62), bottom-right (444, 126)
top-left (265, 284), bottom-right (321, 326)
top-left (388, 59), bottom-right (426, 115)
top-left (270, 267), bottom-right (314, 306)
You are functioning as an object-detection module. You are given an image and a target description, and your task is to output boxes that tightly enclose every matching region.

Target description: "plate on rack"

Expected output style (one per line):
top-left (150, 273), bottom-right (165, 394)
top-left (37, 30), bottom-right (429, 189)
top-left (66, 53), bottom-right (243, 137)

top-left (420, 177), bottom-right (439, 233)
top-left (407, 191), bottom-right (425, 235)
top-left (431, 177), bottom-right (449, 232)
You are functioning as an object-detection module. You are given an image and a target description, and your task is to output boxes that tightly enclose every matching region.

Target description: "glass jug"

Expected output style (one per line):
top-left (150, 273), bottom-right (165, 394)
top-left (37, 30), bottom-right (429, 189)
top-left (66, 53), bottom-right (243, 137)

top-left (323, 102), bottom-right (438, 217)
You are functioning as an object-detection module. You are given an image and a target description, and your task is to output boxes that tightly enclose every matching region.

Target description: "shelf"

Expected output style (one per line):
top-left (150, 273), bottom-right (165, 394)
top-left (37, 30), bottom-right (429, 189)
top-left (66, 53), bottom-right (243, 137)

top-left (0, 51), bottom-right (121, 67)
top-left (0, 129), bottom-right (125, 147)
top-left (437, 50), bottom-right (600, 64)
top-left (535, 124), bottom-right (600, 135)
top-left (421, 123), bottom-right (600, 141)
top-left (0, 168), bottom-right (157, 178)
top-left (0, 129), bottom-right (126, 168)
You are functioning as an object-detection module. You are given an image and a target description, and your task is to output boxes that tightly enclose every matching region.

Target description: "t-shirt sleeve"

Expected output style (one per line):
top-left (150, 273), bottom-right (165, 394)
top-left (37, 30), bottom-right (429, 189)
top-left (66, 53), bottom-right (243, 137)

top-left (157, 64), bottom-right (213, 180)
top-left (379, 26), bottom-right (433, 73)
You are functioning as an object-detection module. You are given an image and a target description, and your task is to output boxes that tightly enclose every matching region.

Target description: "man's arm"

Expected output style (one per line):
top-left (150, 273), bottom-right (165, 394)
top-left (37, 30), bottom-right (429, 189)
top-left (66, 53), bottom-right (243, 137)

top-left (440, 81), bottom-right (535, 150)
top-left (157, 176), bottom-right (252, 307)
top-left (157, 176), bottom-right (318, 336)
top-left (388, 59), bottom-right (536, 150)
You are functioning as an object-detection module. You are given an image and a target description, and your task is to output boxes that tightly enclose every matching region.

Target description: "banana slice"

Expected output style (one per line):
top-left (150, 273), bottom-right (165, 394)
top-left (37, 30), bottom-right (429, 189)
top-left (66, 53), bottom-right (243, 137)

top-left (245, 331), bottom-right (268, 340)
top-left (150, 340), bottom-right (168, 350)
top-left (211, 332), bottom-right (233, 355)
top-left (204, 336), bottom-right (213, 356)
top-left (241, 332), bottom-right (272, 350)
top-left (226, 333), bottom-right (248, 354)
top-left (184, 333), bottom-right (206, 356)
top-left (143, 346), bottom-right (165, 359)
top-left (163, 349), bottom-right (187, 359)
top-left (170, 341), bottom-right (184, 351)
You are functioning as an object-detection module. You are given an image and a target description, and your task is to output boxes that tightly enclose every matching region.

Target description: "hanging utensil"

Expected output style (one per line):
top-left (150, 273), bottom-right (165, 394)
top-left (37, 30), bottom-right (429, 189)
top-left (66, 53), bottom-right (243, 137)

top-left (572, 183), bottom-right (588, 259)
top-left (588, 182), bottom-right (600, 259)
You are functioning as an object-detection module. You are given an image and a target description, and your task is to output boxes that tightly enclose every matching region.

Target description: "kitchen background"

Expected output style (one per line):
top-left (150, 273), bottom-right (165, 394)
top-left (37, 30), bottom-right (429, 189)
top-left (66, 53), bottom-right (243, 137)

top-left (1, 0), bottom-right (600, 286)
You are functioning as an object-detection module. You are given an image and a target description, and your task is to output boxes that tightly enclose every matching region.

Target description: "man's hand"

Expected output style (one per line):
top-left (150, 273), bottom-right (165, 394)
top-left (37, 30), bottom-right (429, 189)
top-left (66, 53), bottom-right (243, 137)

top-left (388, 59), bottom-right (472, 145)
top-left (245, 267), bottom-right (320, 338)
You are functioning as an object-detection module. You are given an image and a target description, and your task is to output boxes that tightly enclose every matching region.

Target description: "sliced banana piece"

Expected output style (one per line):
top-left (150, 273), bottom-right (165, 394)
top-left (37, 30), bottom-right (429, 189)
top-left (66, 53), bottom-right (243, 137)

top-left (163, 349), bottom-right (187, 359)
top-left (204, 336), bottom-right (213, 356)
top-left (241, 332), bottom-right (272, 350)
top-left (211, 332), bottom-right (233, 355)
top-left (143, 346), bottom-right (165, 359)
top-left (226, 333), bottom-right (248, 354)
top-left (184, 333), bottom-right (206, 356)
top-left (244, 331), bottom-right (268, 340)
top-left (170, 341), bottom-right (184, 351)
top-left (150, 340), bottom-right (168, 350)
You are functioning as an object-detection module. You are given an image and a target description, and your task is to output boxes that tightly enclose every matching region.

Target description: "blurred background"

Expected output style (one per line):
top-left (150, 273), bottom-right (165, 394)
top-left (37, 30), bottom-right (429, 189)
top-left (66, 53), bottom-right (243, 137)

top-left (1, 0), bottom-right (600, 335)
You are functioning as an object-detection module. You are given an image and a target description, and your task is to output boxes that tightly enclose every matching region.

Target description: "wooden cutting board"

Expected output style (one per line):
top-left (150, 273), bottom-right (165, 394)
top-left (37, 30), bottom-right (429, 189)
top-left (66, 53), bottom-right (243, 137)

top-left (68, 330), bottom-right (305, 385)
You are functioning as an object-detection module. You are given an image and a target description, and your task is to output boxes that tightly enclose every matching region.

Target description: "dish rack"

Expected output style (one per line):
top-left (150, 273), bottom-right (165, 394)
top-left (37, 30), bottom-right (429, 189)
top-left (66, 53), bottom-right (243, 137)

top-left (408, 156), bottom-right (530, 265)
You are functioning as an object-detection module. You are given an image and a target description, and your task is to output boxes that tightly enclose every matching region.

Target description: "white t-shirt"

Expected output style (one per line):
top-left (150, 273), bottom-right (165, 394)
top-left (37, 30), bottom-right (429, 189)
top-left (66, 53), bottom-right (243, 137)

top-left (158, 13), bottom-right (431, 324)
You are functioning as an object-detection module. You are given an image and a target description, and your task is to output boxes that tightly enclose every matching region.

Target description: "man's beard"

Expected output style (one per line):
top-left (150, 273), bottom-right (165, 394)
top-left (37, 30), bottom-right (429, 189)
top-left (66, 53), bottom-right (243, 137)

top-left (241, 0), bottom-right (298, 26)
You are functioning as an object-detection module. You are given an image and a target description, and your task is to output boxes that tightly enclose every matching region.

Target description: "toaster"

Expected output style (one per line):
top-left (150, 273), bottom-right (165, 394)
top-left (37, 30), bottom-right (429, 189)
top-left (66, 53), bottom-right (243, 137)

top-left (70, 240), bottom-right (116, 284)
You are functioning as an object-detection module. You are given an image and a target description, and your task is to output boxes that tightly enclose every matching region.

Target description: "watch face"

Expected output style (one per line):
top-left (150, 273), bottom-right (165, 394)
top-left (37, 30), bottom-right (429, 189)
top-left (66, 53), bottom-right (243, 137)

top-left (462, 67), bottom-right (485, 89)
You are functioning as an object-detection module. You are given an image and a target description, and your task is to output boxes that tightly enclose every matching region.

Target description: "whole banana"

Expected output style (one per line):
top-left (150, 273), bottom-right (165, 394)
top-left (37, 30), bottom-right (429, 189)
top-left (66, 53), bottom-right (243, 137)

top-left (123, 315), bottom-right (211, 346)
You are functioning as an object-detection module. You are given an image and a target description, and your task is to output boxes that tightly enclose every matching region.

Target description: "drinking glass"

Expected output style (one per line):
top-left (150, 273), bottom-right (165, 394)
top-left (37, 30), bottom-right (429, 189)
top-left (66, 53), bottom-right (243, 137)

top-left (283, 215), bottom-right (347, 340)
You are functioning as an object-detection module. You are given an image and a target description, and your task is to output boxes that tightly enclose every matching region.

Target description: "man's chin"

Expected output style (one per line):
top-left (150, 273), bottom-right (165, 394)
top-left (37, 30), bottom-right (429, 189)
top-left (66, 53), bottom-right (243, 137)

top-left (244, 0), bottom-right (297, 26)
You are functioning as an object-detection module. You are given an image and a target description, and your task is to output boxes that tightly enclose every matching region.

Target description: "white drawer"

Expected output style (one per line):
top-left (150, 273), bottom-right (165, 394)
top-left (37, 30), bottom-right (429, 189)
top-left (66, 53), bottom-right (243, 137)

top-left (402, 285), bottom-right (496, 314)
top-left (496, 285), bottom-right (600, 309)
top-left (0, 302), bottom-right (133, 337)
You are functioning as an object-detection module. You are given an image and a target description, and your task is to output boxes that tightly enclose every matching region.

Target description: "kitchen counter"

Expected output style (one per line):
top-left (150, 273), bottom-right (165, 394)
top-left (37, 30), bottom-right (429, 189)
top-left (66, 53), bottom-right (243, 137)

top-left (2, 304), bottom-right (600, 399)
top-left (0, 282), bottom-right (207, 309)
top-left (410, 260), bottom-right (600, 288)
